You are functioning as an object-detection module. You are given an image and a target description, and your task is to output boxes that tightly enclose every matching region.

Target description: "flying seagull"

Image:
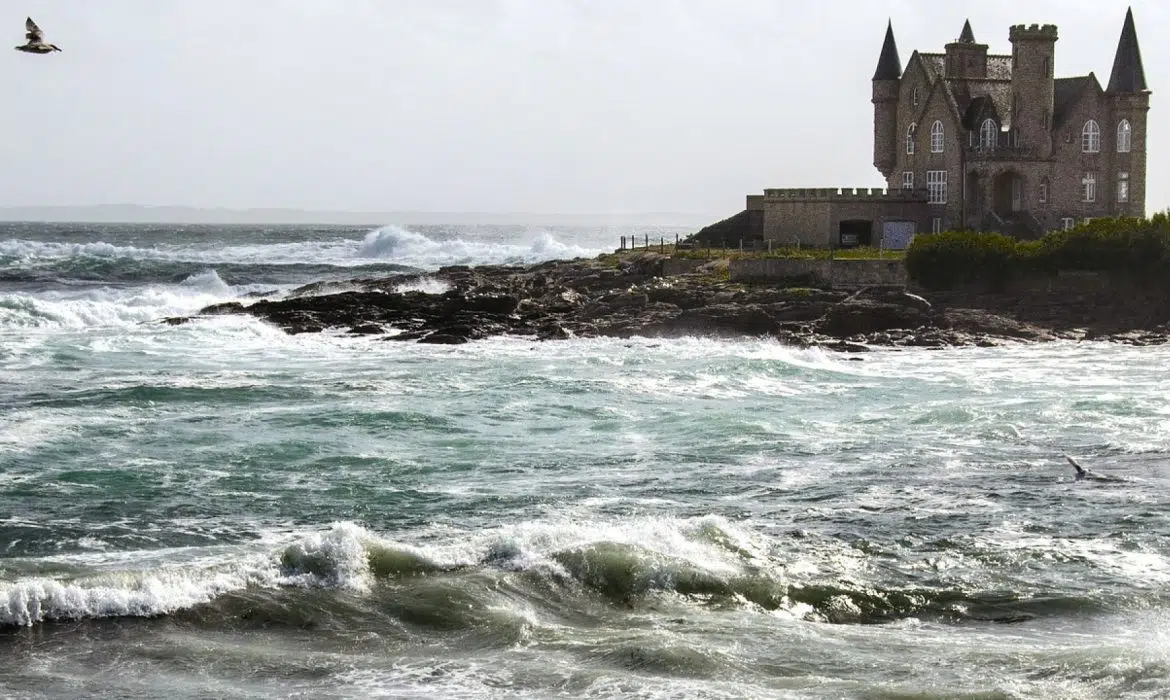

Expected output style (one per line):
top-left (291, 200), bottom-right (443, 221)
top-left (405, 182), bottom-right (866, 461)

top-left (15, 17), bottom-right (61, 54)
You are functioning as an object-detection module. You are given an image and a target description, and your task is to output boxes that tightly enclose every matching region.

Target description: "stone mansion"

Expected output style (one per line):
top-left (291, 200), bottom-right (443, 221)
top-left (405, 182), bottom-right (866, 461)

top-left (873, 8), bottom-right (1150, 236)
top-left (740, 8), bottom-right (1150, 248)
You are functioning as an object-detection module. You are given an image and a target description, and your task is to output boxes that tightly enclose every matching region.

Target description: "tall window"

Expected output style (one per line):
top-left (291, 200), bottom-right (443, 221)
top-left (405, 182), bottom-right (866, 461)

top-left (927, 170), bottom-right (948, 204)
top-left (932, 217), bottom-right (942, 234)
top-left (930, 120), bottom-right (945, 153)
top-left (1118, 172), bottom-right (1129, 203)
top-left (902, 171), bottom-right (914, 189)
top-left (912, 88), bottom-right (920, 107)
top-left (906, 123), bottom-right (916, 155)
top-left (1038, 179), bottom-right (1048, 204)
top-left (1082, 172), bottom-right (1096, 202)
top-left (979, 119), bottom-right (997, 149)
top-left (1117, 120), bottom-right (1132, 153)
top-left (1082, 120), bottom-right (1101, 153)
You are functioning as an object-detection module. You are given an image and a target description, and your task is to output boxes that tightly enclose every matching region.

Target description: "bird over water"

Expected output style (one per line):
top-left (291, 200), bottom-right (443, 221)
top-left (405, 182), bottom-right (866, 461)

top-left (15, 17), bottom-right (60, 54)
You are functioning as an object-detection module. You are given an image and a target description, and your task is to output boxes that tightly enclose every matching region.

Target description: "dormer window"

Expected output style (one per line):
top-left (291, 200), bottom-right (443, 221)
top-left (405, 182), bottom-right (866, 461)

top-left (979, 119), bottom-right (997, 149)
top-left (906, 123), bottom-right (917, 155)
top-left (1082, 120), bottom-right (1101, 153)
top-left (1117, 120), bottom-right (1132, 153)
top-left (930, 120), bottom-right (944, 153)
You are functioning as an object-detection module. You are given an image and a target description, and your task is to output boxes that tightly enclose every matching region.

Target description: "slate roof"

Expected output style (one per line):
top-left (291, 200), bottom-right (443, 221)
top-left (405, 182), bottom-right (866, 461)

top-left (1106, 7), bottom-right (1148, 93)
top-left (873, 21), bottom-right (902, 80)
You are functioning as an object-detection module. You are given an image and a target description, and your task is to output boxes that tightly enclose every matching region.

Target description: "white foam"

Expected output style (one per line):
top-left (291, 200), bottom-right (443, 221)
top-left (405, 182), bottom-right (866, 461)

top-left (355, 225), bottom-right (600, 269)
top-left (0, 270), bottom-right (243, 330)
top-left (0, 566), bottom-right (254, 627)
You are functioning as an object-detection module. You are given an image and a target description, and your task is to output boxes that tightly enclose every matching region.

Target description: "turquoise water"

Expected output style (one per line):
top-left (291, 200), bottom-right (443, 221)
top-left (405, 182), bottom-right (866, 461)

top-left (2, 223), bottom-right (1169, 699)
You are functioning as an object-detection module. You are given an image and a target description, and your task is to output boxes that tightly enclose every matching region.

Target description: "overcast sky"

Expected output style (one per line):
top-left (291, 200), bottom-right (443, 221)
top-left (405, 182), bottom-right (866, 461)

top-left (0, 0), bottom-right (1163, 218)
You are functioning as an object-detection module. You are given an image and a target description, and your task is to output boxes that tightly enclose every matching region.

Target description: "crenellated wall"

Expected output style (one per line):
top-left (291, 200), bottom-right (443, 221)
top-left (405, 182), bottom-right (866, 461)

top-left (746, 187), bottom-right (930, 247)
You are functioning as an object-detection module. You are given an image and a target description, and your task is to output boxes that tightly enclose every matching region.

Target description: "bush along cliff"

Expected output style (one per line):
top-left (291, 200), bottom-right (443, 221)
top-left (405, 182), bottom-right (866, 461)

top-left (906, 212), bottom-right (1170, 291)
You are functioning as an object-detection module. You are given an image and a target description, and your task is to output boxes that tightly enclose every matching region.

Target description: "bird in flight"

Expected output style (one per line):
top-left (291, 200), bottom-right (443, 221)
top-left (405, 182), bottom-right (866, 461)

top-left (15, 17), bottom-right (61, 54)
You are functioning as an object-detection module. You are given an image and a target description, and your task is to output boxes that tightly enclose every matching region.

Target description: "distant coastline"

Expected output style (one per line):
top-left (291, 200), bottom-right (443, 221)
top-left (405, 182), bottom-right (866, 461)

top-left (0, 204), bottom-right (714, 228)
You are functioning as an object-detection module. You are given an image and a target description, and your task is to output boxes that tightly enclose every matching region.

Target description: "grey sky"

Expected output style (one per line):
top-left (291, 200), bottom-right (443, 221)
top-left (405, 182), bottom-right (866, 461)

top-left (0, 0), bottom-right (1163, 219)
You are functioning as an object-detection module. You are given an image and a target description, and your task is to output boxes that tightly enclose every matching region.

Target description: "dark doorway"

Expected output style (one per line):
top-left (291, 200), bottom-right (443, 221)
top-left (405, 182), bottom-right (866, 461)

top-left (966, 171), bottom-right (984, 227)
top-left (993, 171), bottom-right (1024, 216)
top-left (838, 219), bottom-right (873, 248)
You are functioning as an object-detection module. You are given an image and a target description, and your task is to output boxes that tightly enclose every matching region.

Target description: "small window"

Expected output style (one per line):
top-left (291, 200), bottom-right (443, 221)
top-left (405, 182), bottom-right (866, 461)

top-left (906, 123), bottom-right (917, 155)
top-left (912, 87), bottom-right (920, 107)
top-left (1038, 180), bottom-right (1048, 204)
top-left (927, 170), bottom-right (948, 204)
top-left (1117, 120), bottom-right (1132, 153)
top-left (931, 120), bottom-right (945, 153)
top-left (1118, 172), bottom-right (1129, 203)
top-left (902, 171), bottom-right (914, 189)
top-left (1082, 120), bottom-right (1101, 153)
top-left (1082, 172), bottom-right (1096, 202)
top-left (932, 217), bottom-right (943, 233)
top-left (1061, 217), bottom-right (1075, 230)
top-left (979, 119), bottom-right (997, 149)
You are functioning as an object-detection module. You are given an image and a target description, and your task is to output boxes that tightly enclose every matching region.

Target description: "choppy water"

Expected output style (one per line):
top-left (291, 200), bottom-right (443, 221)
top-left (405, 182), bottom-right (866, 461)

top-left (2, 222), bottom-right (1169, 699)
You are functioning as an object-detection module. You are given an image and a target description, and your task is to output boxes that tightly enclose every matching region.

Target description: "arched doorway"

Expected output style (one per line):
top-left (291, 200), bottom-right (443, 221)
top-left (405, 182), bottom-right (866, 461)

top-left (993, 171), bottom-right (1025, 216)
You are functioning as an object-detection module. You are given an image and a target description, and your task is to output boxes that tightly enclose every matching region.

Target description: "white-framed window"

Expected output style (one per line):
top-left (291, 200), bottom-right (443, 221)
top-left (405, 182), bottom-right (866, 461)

top-left (932, 217), bottom-right (943, 233)
top-left (1082, 172), bottom-right (1096, 202)
top-left (1117, 119), bottom-right (1132, 153)
top-left (1039, 180), bottom-right (1048, 204)
top-left (902, 171), bottom-right (914, 189)
top-left (1118, 171), bottom-right (1129, 203)
top-left (927, 170), bottom-right (948, 204)
top-left (1061, 217), bottom-right (1075, 230)
top-left (912, 87), bottom-right (920, 107)
top-left (930, 120), bottom-right (944, 153)
top-left (979, 118), bottom-right (997, 149)
top-left (906, 123), bottom-right (916, 155)
top-left (1082, 120), bottom-right (1101, 153)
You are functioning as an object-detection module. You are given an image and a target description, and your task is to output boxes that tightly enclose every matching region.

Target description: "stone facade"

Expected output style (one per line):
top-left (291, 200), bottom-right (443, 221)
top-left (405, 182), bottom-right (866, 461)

top-left (746, 187), bottom-right (929, 248)
top-left (873, 10), bottom-right (1151, 237)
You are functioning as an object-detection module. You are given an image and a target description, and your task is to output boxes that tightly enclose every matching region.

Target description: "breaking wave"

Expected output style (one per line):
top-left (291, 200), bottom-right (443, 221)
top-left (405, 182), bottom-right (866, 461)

top-left (3, 517), bottom-right (1155, 629)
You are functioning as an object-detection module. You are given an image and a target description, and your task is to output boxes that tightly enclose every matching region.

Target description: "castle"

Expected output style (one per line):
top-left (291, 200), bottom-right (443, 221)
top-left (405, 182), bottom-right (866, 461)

top-left (741, 8), bottom-right (1150, 248)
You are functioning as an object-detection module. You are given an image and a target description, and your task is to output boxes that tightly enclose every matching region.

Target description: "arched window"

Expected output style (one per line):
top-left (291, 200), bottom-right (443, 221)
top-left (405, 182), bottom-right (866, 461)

top-left (979, 119), bottom-right (998, 149)
top-left (1082, 120), bottom-right (1101, 153)
top-left (906, 123), bottom-right (917, 155)
top-left (930, 120), bottom-right (944, 153)
top-left (1117, 119), bottom-right (1132, 153)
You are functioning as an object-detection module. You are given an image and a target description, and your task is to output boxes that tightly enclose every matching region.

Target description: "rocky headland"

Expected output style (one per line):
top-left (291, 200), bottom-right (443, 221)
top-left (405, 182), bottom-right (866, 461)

top-left (176, 253), bottom-right (1170, 350)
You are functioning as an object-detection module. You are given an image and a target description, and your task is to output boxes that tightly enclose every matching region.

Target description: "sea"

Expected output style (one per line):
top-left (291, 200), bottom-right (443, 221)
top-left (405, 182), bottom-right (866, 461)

top-left (1, 221), bottom-right (1168, 699)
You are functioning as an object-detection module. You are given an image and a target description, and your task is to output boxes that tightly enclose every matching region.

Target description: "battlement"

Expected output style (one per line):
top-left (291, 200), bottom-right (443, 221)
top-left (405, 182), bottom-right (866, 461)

top-left (760, 187), bottom-right (929, 201)
top-left (1009, 23), bottom-right (1058, 41)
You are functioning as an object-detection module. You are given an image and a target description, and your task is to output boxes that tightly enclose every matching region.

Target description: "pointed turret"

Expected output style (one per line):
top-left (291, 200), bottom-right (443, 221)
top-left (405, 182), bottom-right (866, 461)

top-left (958, 19), bottom-right (975, 44)
top-left (1107, 7), bottom-right (1148, 93)
top-left (872, 21), bottom-right (901, 179)
top-left (873, 20), bottom-right (902, 81)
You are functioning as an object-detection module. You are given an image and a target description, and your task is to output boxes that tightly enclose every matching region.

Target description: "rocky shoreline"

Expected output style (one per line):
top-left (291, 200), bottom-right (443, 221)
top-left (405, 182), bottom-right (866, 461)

top-left (174, 253), bottom-right (1170, 350)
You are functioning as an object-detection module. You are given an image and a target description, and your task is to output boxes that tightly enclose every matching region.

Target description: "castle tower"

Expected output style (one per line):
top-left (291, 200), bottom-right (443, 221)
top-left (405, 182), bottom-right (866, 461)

top-left (872, 20), bottom-right (902, 179)
top-left (1106, 7), bottom-right (1151, 215)
top-left (1008, 23), bottom-right (1058, 155)
top-left (944, 20), bottom-right (989, 80)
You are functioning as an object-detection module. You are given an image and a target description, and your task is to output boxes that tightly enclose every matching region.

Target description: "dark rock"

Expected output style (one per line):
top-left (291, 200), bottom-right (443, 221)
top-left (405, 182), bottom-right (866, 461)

top-left (817, 299), bottom-right (933, 337)
top-left (165, 254), bottom-right (1170, 349)
top-left (349, 323), bottom-right (384, 335)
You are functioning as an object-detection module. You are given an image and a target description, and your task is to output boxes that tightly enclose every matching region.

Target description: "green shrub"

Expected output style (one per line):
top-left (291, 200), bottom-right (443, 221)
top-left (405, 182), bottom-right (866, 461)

top-left (905, 212), bottom-right (1170, 290)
